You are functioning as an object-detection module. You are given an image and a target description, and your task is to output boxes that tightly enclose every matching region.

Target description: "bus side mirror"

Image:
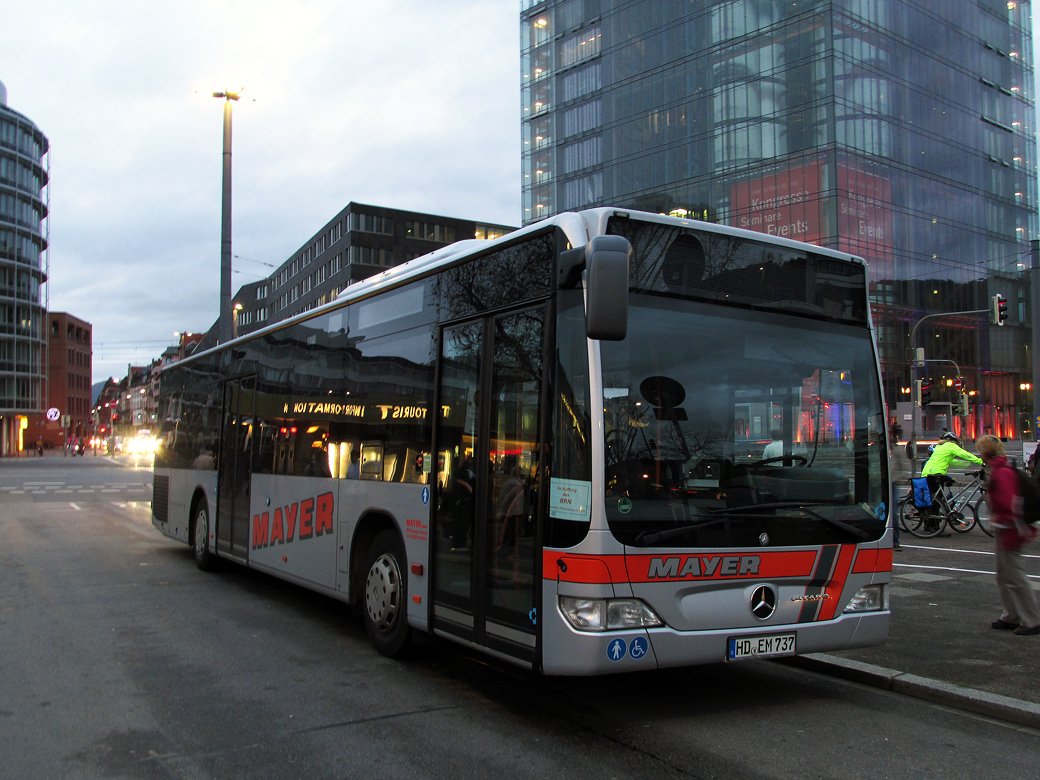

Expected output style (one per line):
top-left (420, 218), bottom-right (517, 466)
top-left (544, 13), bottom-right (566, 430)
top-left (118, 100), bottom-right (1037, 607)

top-left (584, 235), bottom-right (631, 341)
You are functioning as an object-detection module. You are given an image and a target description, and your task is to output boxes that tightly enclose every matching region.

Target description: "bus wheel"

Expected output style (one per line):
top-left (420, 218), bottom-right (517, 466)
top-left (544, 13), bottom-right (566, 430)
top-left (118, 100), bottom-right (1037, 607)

top-left (363, 529), bottom-right (411, 657)
top-left (192, 499), bottom-right (216, 572)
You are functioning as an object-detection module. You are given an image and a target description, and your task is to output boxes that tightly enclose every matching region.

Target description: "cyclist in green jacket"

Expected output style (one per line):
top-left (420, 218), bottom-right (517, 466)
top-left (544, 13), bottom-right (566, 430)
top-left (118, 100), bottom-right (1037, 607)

top-left (921, 432), bottom-right (983, 513)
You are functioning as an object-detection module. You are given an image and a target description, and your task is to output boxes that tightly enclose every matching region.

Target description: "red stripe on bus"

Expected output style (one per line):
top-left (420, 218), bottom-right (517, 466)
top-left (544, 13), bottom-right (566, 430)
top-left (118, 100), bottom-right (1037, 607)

top-left (543, 549), bottom-right (821, 584)
top-left (625, 550), bottom-right (819, 582)
top-left (851, 547), bottom-right (893, 574)
top-left (543, 552), bottom-right (628, 584)
top-left (816, 545), bottom-right (857, 621)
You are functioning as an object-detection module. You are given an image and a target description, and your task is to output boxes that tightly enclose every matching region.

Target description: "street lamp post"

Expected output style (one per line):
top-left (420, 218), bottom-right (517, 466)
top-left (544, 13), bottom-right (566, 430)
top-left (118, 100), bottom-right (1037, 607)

top-left (213, 90), bottom-right (241, 345)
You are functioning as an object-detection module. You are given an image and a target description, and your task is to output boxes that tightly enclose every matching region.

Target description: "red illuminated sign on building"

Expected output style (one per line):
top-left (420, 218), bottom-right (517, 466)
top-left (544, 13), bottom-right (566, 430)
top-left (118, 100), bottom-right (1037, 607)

top-left (730, 161), bottom-right (823, 244)
top-left (837, 163), bottom-right (893, 255)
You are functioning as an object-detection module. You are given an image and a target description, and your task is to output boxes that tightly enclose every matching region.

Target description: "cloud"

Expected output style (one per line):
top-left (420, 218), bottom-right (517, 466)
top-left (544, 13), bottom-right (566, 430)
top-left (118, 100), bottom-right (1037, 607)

top-left (1, 0), bottom-right (520, 383)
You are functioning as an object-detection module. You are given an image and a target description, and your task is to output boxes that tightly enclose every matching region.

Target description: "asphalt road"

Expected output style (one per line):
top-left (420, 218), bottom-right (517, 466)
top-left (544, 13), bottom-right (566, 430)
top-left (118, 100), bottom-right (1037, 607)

top-left (2, 456), bottom-right (1039, 779)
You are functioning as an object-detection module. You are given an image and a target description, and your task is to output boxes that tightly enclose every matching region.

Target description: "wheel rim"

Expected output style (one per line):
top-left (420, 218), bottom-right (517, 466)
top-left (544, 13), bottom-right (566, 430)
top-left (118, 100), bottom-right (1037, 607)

top-left (900, 500), bottom-right (924, 534)
top-left (194, 508), bottom-right (208, 555)
top-left (365, 552), bottom-right (402, 633)
top-left (948, 511), bottom-right (973, 532)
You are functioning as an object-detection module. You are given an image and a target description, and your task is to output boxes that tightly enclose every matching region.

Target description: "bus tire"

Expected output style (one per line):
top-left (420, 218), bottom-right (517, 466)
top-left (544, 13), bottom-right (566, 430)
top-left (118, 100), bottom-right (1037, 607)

top-left (191, 498), bottom-right (217, 572)
top-left (363, 529), bottom-right (411, 658)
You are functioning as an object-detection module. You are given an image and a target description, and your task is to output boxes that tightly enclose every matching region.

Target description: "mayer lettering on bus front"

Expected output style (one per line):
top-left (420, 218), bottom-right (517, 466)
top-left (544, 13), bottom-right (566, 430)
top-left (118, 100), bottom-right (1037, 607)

top-left (631, 550), bottom-right (818, 581)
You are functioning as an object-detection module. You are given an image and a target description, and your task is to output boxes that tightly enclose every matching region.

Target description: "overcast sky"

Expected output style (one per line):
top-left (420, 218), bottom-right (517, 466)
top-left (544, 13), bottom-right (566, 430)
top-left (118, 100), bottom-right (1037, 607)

top-left (1, 0), bottom-right (521, 388)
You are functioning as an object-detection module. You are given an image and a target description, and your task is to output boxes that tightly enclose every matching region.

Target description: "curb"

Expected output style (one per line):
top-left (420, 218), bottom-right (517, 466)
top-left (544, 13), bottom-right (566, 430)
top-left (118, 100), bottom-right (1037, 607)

top-left (782, 653), bottom-right (1040, 729)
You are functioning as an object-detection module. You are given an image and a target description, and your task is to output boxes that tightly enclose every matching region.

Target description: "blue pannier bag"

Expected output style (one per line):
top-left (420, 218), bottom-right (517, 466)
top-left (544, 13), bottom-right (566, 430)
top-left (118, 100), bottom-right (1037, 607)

top-left (911, 477), bottom-right (931, 509)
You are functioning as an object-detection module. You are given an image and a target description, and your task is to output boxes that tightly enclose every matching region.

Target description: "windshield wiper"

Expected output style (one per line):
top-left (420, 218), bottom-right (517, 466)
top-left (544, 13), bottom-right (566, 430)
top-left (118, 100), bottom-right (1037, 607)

top-left (632, 502), bottom-right (870, 546)
top-left (713, 502), bottom-right (870, 541)
top-left (633, 517), bottom-right (729, 546)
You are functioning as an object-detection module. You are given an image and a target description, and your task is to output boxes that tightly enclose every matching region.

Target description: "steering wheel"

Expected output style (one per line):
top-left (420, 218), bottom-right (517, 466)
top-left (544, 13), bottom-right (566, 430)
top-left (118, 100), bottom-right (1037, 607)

top-left (749, 455), bottom-right (808, 467)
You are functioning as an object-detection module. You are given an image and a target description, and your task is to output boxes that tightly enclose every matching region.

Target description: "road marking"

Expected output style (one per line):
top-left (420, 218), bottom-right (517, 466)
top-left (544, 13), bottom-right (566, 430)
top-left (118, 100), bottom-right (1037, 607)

top-left (901, 544), bottom-right (1040, 561)
top-left (895, 561), bottom-right (1040, 580)
top-left (69, 503), bottom-right (82, 511)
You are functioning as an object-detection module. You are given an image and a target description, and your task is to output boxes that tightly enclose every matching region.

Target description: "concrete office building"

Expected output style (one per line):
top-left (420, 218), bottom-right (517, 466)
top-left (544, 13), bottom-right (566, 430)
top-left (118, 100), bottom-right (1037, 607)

top-left (228, 202), bottom-right (514, 341)
top-left (0, 79), bottom-right (49, 455)
top-left (520, 0), bottom-right (1037, 438)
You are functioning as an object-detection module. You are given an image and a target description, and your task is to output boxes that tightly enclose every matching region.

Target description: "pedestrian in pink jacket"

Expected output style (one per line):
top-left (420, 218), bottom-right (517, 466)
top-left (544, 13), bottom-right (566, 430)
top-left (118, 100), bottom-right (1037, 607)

top-left (978, 435), bottom-right (1040, 635)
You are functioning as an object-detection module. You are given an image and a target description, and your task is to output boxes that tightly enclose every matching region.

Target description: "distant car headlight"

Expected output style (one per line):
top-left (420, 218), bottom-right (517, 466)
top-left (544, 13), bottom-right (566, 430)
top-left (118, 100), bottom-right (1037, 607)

top-left (843, 584), bottom-right (885, 613)
top-left (559, 596), bottom-right (664, 632)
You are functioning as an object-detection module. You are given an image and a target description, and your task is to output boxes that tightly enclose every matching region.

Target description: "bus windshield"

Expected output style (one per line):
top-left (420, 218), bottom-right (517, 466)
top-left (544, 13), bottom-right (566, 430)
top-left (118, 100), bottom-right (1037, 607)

top-left (601, 295), bottom-right (887, 548)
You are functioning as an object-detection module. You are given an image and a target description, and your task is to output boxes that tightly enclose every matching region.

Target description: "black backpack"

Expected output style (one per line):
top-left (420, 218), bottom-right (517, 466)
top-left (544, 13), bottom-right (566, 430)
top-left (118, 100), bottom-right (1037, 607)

top-left (1012, 465), bottom-right (1040, 527)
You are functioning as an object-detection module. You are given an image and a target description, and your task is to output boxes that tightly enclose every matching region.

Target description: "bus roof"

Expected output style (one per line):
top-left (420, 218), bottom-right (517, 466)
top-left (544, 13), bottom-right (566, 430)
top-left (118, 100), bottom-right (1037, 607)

top-left (168, 207), bottom-right (865, 373)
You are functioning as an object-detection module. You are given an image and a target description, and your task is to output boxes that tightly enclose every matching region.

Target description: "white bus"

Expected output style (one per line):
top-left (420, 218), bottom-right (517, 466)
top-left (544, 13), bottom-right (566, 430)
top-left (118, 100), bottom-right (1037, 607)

top-left (152, 207), bottom-right (892, 675)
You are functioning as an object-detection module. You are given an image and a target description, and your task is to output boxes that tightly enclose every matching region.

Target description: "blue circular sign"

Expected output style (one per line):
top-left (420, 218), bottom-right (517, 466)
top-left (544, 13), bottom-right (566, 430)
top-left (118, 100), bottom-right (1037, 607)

top-left (629, 636), bottom-right (648, 660)
top-left (607, 637), bottom-right (627, 662)
top-left (421, 486), bottom-right (430, 505)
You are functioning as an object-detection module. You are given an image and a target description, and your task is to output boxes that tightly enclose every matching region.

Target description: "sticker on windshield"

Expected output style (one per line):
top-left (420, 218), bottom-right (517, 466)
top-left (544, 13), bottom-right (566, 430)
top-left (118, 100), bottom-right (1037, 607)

top-left (549, 478), bottom-right (591, 522)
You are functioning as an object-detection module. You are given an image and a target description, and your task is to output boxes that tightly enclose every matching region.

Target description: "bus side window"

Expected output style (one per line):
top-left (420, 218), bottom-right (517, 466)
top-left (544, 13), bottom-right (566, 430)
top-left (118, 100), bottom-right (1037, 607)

top-left (360, 443), bottom-right (383, 480)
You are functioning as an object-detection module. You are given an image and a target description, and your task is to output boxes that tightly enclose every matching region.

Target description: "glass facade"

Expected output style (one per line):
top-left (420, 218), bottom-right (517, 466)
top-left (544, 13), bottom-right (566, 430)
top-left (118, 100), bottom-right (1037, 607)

top-left (520, 0), bottom-right (1037, 438)
top-left (0, 80), bottom-right (48, 454)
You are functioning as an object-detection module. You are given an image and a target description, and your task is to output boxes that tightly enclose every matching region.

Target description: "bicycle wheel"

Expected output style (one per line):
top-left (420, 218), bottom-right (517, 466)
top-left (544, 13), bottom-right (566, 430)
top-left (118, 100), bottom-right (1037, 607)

top-left (898, 491), bottom-right (913, 532)
top-left (974, 495), bottom-right (994, 537)
top-left (900, 496), bottom-right (945, 538)
top-left (948, 509), bottom-right (976, 533)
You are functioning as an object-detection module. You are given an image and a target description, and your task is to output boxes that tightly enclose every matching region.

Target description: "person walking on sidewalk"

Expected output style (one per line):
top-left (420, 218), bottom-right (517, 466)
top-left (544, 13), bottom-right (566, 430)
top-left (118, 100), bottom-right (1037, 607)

top-left (977, 435), bottom-right (1040, 636)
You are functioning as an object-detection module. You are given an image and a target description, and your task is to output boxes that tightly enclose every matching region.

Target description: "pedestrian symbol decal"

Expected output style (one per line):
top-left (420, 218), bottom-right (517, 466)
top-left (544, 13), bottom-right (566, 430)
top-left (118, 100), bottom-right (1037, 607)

top-left (607, 638), bottom-right (627, 661)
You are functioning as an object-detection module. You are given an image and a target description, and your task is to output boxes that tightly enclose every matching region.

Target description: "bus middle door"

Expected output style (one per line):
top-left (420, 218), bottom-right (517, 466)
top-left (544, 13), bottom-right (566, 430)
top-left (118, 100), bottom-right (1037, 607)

top-left (217, 375), bottom-right (256, 562)
top-left (433, 305), bottom-right (548, 667)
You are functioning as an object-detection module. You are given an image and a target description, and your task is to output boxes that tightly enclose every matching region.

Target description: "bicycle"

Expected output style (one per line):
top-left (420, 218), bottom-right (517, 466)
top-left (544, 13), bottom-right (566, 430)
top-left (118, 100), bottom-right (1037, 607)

top-left (899, 470), bottom-right (986, 538)
top-left (972, 487), bottom-right (994, 537)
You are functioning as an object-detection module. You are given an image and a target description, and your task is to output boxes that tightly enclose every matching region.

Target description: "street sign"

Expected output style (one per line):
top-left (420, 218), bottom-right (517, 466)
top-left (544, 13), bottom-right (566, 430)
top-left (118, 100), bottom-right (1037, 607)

top-left (46, 408), bottom-right (60, 422)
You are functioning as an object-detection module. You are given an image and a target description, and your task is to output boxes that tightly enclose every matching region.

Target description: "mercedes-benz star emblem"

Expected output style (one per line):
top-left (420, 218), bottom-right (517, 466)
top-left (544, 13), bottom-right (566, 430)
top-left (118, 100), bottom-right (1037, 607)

top-left (750, 585), bottom-right (777, 620)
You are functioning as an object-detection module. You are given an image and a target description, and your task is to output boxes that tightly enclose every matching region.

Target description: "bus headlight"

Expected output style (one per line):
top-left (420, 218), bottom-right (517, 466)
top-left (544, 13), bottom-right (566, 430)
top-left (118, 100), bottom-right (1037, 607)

top-left (843, 584), bottom-right (885, 613)
top-left (559, 596), bottom-right (664, 631)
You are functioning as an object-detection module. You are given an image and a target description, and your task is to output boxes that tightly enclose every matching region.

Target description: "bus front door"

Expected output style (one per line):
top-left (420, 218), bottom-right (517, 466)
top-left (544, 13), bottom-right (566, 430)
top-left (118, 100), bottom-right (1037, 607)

top-left (433, 305), bottom-right (547, 667)
top-left (216, 376), bottom-right (255, 562)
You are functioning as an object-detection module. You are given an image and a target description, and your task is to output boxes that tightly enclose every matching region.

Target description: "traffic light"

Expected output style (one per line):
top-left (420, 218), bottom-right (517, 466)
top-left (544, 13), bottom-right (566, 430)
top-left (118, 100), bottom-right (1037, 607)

top-left (958, 393), bottom-right (970, 417)
top-left (921, 380), bottom-right (932, 406)
top-left (992, 293), bottom-right (1008, 326)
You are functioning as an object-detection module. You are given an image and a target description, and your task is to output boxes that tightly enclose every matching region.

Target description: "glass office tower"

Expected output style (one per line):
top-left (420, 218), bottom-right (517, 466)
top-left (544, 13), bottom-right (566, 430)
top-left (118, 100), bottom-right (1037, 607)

top-left (520, 0), bottom-right (1037, 438)
top-left (0, 79), bottom-right (49, 455)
